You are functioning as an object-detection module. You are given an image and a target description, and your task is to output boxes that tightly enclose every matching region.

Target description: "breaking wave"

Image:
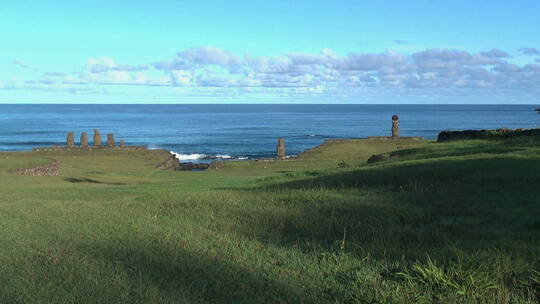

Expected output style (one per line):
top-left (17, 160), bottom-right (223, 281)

top-left (170, 151), bottom-right (249, 161)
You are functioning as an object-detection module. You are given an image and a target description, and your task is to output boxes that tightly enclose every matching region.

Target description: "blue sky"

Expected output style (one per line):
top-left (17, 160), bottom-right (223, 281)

top-left (1, 0), bottom-right (540, 103)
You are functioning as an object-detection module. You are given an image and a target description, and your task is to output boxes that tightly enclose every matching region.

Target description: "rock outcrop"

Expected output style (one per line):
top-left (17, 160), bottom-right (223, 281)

top-left (177, 162), bottom-right (210, 171)
top-left (157, 154), bottom-right (183, 170)
top-left (157, 154), bottom-right (210, 171)
top-left (367, 154), bottom-right (386, 163)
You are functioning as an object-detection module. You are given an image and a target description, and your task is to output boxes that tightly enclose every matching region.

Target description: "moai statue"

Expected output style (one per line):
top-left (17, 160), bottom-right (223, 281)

top-left (392, 115), bottom-right (399, 137)
top-left (119, 140), bottom-right (125, 148)
top-left (276, 138), bottom-right (286, 160)
top-left (66, 132), bottom-right (74, 149)
top-left (80, 132), bottom-right (88, 149)
top-left (93, 130), bottom-right (102, 147)
top-left (107, 133), bottom-right (115, 148)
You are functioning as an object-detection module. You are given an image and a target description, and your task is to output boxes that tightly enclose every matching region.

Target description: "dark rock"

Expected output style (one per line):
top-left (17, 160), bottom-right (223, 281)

top-left (367, 154), bottom-right (387, 163)
top-left (157, 154), bottom-right (183, 170)
top-left (178, 162), bottom-right (210, 171)
top-left (156, 154), bottom-right (209, 171)
top-left (208, 161), bottom-right (224, 169)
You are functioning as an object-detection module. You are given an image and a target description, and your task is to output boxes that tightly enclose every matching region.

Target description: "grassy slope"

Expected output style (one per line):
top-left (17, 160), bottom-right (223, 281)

top-left (0, 138), bottom-right (538, 303)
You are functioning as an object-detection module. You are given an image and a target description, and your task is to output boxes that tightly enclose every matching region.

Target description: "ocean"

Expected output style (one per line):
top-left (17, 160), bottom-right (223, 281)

top-left (1, 104), bottom-right (538, 161)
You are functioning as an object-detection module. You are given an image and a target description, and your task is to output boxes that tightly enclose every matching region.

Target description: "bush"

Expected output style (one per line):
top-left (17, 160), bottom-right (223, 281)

top-left (337, 160), bottom-right (349, 168)
top-left (437, 128), bottom-right (540, 142)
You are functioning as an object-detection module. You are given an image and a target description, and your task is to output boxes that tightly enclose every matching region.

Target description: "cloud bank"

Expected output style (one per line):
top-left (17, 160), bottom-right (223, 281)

top-left (4, 46), bottom-right (540, 102)
top-left (13, 59), bottom-right (39, 72)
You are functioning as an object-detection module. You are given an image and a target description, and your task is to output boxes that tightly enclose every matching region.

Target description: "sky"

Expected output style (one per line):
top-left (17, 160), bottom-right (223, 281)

top-left (1, 0), bottom-right (540, 104)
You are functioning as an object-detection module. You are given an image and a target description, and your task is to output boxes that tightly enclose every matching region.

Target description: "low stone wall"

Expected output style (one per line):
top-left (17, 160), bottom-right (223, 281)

top-left (32, 146), bottom-right (64, 152)
top-left (32, 145), bottom-right (147, 152)
top-left (437, 128), bottom-right (540, 142)
top-left (366, 136), bottom-right (424, 140)
top-left (10, 161), bottom-right (60, 176)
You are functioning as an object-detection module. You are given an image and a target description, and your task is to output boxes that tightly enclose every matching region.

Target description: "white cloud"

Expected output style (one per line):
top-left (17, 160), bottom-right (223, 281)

top-left (518, 47), bottom-right (540, 56)
top-left (13, 59), bottom-right (38, 71)
top-left (7, 46), bottom-right (540, 102)
top-left (87, 57), bottom-right (149, 73)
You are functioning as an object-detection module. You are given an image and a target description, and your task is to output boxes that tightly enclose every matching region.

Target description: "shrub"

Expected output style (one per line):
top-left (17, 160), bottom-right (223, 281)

top-left (437, 128), bottom-right (540, 142)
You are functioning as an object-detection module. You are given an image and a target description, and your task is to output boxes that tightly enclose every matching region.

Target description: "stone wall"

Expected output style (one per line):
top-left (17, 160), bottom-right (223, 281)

top-left (32, 146), bottom-right (64, 152)
top-left (10, 161), bottom-right (60, 176)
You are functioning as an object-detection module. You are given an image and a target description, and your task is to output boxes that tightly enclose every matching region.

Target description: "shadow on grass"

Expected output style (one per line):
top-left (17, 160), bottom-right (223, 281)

top-left (64, 177), bottom-right (126, 186)
top-left (72, 240), bottom-right (309, 303)
top-left (270, 155), bottom-right (539, 191)
top-left (230, 156), bottom-right (540, 261)
top-left (390, 142), bottom-right (528, 162)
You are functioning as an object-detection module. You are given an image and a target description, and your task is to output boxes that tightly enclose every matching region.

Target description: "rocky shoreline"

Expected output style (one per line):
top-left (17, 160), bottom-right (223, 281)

top-left (156, 154), bottom-right (212, 171)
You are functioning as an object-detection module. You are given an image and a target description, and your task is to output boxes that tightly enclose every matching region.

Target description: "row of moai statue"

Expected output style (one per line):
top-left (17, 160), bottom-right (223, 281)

top-left (66, 130), bottom-right (125, 149)
top-left (66, 115), bottom-right (399, 154)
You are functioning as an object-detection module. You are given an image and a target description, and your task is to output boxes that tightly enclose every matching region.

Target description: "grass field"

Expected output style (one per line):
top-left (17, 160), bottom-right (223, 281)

top-left (0, 137), bottom-right (539, 303)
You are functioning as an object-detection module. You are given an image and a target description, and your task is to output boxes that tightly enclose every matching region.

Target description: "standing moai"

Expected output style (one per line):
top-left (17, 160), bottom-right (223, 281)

top-left (392, 115), bottom-right (399, 137)
top-left (80, 132), bottom-right (88, 148)
top-left (119, 140), bottom-right (125, 148)
top-left (93, 130), bottom-right (101, 147)
top-left (107, 133), bottom-right (115, 148)
top-left (276, 138), bottom-right (286, 160)
top-left (66, 132), bottom-right (74, 149)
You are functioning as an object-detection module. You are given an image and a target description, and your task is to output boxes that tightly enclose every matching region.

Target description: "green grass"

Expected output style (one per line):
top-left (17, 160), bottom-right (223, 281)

top-left (0, 137), bottom-right (538, 303)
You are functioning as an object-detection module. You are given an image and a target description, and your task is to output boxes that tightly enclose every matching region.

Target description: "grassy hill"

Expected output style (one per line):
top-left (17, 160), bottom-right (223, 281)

top-left (0, 137), bottom-right (538, 303)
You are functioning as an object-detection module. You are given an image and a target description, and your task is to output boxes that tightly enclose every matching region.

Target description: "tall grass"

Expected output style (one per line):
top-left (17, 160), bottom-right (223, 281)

top-left (0, 138), bottom-right (538, 303)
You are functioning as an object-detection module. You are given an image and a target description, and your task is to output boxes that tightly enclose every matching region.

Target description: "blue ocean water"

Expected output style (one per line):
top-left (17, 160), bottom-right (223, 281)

top-left (1, 104), bottom-right (539, 160)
